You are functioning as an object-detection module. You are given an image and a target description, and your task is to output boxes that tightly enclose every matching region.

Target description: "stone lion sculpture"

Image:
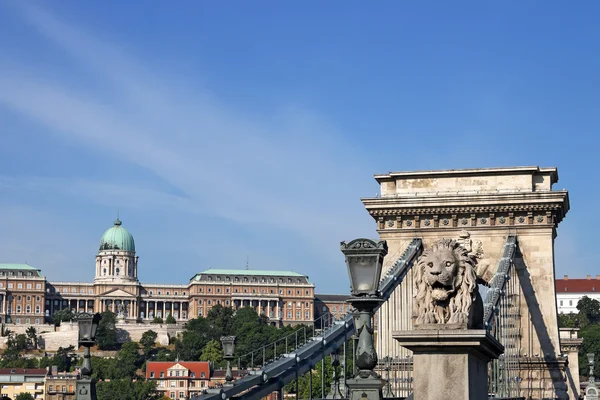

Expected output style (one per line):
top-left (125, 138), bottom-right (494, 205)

top-left (413, 238), bottom-right (483, 329)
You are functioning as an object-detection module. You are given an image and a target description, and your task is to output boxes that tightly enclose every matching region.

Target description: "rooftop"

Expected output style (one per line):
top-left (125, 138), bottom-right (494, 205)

top-left (0, 264), bottom-right (44, 278)
top-left (146, 361), bottom-right (210, 379)
top-left (557, 275), bottom-right (600, 293)
top-left (315, 294), bottom-right (349, 302)
top-left (195, 268), bottom-right (306, 277)
top-left (374, 166), bottom-right (558, 181)
top-left (0, 368), bottom-right (47, 375)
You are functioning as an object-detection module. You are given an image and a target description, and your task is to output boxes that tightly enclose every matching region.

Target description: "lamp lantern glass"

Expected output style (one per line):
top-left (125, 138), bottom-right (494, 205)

top-left (341, 239), bottom-right (388, 296)
top-left (589, 353), bottom-right (595, 365)
top-left (77, 312), bottom-right (101, 343)
top-left (221, 336), bottom-right (236, 358)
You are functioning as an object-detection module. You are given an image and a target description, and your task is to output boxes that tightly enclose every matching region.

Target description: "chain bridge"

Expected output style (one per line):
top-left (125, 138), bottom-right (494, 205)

top-left (196, 166), bottom-right (574, 400)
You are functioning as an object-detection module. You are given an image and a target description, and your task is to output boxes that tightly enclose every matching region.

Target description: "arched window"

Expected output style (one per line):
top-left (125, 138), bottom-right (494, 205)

top-left (116, 268), bottom-right (120, 275)
top-left (103, 268), bottom-right (107, 275)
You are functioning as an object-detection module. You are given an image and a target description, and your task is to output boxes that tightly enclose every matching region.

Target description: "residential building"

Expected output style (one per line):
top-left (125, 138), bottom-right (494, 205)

top-left (146, 361), bottom-right (211, 399)
top-left (0, 368), bottom-right (45, 400)
top-left (0, 218), bottom-right (315, 327)
top-left (314, 294), bottom-right (350, 321)
top-left (44, 368), bottom-right (77, 400)
top-left (556, 275), bottom-right (600, 314)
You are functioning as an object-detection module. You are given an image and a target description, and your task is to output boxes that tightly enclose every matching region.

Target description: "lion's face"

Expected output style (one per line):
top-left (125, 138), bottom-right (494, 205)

top-left (423, 248), bottom-right (461, 301)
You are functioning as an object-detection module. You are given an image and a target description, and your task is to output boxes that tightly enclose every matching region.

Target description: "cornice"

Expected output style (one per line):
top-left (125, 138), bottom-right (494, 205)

top-left (362, 191), bottom-right (569, 228)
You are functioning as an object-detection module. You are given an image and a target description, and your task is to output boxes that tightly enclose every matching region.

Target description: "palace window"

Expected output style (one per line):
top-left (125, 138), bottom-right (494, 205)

top-left (16, 305), bottom-right (21, 313)
top-left (166, 292), bottom-right (170, 295)
top-left (150, 372), bottom-right (155, 378)
top-left (198, 300), bottom-right (202, 304)
top-left (103, 268), bottom-right (107, 275)
top-left (36, 283), bottom-right (42, 289)
top-left (27, 296), bottom-right (31, 301)
top-left (116, 268), bottom-right (120, 275)
top-left (17, 283), bottom-right (22, 289)
top-left (35, 318), bottom-right (40, 324)
top-left (208, 288), bottom-right (212, 293)
top-left (7, 283), bottom-right (12, 288)
top-left (305, 311), bottom-right (309, 319)
top-left (217, 288), bottom-right (221, 293)
top-left (287, 311), bottom-right (292, 319)
top-left (296, 311), bottom-right (301, 319)
top-left (560, 300), bottom-right (563, 306)
top-left (174, 291), bottom-right (178, 295)
top-left (569, 300), bottom-right (573, 306)
top-left (27, 283), bottom-right (32, 289)
top-left (160, 372), bottom-right (164, 378)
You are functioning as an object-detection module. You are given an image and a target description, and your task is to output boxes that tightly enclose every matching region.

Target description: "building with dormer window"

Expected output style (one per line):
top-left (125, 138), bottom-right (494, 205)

top-left (0, 218), bottom-right (315, 327)
top-left (146, 361), bottom-right (211, 399)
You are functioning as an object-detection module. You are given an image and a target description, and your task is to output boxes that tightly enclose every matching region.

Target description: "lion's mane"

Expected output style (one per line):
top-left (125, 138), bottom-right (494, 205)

top-left (413, 238), bottom-right (479, 327)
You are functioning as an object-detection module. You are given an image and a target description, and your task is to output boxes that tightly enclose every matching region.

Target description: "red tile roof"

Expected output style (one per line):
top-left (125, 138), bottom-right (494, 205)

top-left (556, 276), bottom-right (600, 293)
top-left (146, 362), bottom-right (210, 379)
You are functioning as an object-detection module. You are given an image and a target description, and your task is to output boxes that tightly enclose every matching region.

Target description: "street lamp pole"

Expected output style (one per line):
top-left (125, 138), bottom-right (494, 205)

top-left (75, 312), bottom-right (102, 400)
top-left (341, 238), bottom-right (387, 400)
top-left (221, 336), bottom-right (236, 387)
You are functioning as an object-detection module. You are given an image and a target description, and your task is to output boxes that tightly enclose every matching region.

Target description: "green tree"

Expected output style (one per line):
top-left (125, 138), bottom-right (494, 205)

top-left (53, 345), bottom-right (76, 372)
top-left (140, 330), bottom-right (158, 354)
top-left (199, 339), bottom-right (223, 365)
top-left (579, 325), bottom-right (600, 376)
top-left (577, 296), bottom-right (600, 325)
top-left (165, 314), bottom-right (176, 324)
top-left (97, 379), bottom-right (159, 400)
top-left (97, 311), bottom-right (119, 350)
top-left (152, 317), bottom-right (164, 324)
top-left (206, 304), bottom-right (234, 339)
top-left (15, 393), bottom-right (35, 400)
top-left (52, 308), bottom-right (74, 326)
top-left (115, 341), bottom-right (142, 379)
top-left (25, 326), bottom-right (38, 350)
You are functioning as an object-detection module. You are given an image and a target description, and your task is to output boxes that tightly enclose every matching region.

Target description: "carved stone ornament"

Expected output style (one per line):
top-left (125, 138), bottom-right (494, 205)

top-left (413, 238), bottom-right (483, 329)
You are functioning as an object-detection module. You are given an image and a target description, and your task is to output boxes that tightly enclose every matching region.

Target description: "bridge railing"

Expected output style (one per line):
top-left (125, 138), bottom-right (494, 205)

top-left (195, 238), bottom-right (423, 400)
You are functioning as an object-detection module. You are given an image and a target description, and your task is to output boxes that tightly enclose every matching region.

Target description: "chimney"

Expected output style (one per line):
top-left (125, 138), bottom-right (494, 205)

top-left (51, 365), bottom-right (58, 376)
top-left (587, 275), bottom-right (592, 280)
top-left (564, 275), bottom-right (568, 280)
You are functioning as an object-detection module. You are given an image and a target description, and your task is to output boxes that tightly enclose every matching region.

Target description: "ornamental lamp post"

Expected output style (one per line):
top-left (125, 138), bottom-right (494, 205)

top-left (587, 353), bottom-right (599, 400)
top-left (76, 312), bottom-right (102, 400)
top-left (341, 238), bottom-right (387, 400)
top-left (221, 336), bottom-right (236, 387)
top-left (326, 350), bottom-right (343, 399)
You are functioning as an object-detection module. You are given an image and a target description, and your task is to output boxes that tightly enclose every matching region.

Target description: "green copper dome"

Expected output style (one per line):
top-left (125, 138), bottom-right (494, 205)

top-left (99, 218), bottom-right (135, 252)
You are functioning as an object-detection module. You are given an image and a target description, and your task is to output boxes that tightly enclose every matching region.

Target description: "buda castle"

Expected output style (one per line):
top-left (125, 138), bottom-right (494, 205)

top-left (0, 219), bottom-right (315, 327)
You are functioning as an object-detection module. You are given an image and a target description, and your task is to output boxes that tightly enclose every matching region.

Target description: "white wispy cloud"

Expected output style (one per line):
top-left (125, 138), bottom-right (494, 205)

top-left (0, 3), bottom-right (377, 289)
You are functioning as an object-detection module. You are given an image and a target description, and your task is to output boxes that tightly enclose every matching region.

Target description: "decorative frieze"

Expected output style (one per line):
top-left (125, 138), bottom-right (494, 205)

top-left (381, 210), bottom-right (561, 230)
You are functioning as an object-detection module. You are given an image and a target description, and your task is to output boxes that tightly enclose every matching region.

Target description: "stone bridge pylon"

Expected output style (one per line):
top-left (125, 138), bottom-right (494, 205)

top-left (362, 166), bottom-right (574, 399)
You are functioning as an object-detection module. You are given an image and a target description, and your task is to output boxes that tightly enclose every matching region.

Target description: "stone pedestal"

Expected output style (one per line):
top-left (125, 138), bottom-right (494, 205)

top-left (393, 329), bottom-right (504, 400)
top-left (345, 377), bottom-right (383, 400)
top-left (76, 377), bottom-right (97, 400)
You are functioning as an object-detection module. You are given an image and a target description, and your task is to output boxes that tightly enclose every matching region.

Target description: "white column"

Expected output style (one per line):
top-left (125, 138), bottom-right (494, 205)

top-left (145, 302), bottom-right (148, 319)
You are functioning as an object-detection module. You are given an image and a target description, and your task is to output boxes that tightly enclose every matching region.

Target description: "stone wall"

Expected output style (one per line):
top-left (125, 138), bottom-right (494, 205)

top-left (0, 321), bottom-right (183, 351)
top-left (363, 166), bottom-right (570, 399)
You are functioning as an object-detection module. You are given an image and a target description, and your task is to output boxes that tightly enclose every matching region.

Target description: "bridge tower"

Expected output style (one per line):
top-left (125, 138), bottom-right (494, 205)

top-left (362, 166), bottom-right (572, 399)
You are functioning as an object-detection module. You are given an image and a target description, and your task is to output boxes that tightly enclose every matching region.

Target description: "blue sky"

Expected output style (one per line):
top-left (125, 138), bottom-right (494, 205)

top-left (0, 1), bottom-right (598, 294)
